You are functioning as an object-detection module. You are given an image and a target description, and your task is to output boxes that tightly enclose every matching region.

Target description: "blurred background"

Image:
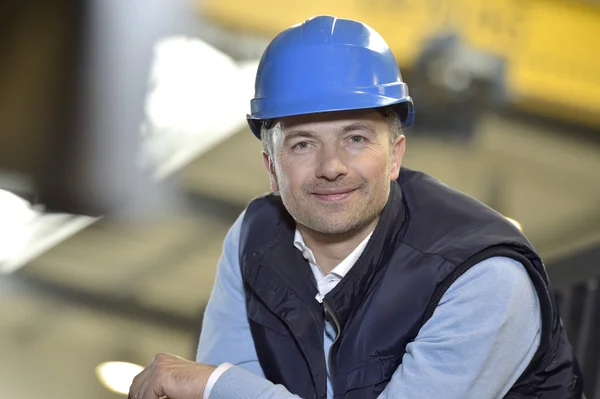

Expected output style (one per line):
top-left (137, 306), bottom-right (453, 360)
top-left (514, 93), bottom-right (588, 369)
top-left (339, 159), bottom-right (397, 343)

top-left (0, 0), bottom-right (599, 397)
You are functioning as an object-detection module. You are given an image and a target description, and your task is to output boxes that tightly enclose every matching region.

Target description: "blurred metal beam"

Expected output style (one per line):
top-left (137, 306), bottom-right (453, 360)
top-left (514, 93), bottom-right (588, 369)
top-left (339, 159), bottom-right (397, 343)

top-left (547, 243), bottom-right (600, 398)
top-left (546, 242), bottom-right (600, 290)
top-left (184, 189), bottom-right (246, 223)
top-left (107, 223), bottom-right (222, 295)
top-left (538, 213), bottom-right (600, 261)
top-left (10, 272), bottom-right (202, 333)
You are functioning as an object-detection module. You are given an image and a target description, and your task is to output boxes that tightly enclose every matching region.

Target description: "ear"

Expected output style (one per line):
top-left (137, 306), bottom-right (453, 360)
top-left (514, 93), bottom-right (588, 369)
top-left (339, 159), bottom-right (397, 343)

top-left (262, 151), bottom-right (280, 193)
top-left (390, 135), bottom-right (406, 180)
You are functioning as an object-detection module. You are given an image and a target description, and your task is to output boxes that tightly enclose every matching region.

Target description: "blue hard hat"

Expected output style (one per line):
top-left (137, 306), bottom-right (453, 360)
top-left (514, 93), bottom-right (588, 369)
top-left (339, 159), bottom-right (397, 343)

top-left (247, 15), bottom-right (415, 139)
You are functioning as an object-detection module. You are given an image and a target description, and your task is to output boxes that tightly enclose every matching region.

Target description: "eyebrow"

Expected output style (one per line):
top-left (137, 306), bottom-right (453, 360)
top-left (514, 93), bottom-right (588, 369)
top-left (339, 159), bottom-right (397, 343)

top-left (340, 123), bottom-right (376, 135)
top-left (283, 122), bottom-right (376, 144)
top-left (282, 130), bottom-right (315, 145)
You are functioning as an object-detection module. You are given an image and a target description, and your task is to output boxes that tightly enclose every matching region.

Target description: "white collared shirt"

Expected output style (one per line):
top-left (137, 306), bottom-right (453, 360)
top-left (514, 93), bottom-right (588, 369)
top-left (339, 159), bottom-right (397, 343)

top-left (293, 228), bottom-right (373, 303)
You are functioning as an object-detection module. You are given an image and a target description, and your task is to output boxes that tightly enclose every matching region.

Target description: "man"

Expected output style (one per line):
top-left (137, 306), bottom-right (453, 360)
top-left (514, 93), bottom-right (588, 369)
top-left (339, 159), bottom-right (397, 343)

top-left (129, 15), bottom-right (583, 399)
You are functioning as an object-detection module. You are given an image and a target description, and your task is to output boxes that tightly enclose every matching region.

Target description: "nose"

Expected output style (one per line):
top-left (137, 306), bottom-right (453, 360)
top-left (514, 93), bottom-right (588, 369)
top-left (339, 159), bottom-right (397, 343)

top-left (316, 144), bottom-right (348, 181)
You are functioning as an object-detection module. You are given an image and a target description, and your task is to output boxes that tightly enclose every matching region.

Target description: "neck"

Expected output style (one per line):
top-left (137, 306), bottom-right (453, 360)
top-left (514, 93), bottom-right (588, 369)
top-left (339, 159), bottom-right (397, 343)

top-left (298, 218), bottom-right (378, 275)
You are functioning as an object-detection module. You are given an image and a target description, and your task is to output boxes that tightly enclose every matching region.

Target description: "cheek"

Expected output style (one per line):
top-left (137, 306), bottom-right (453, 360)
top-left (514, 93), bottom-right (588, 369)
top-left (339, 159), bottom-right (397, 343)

top-left (276, 161), bottom-right (308, 193)
top-left (355, 152), bottom-right (391, 182)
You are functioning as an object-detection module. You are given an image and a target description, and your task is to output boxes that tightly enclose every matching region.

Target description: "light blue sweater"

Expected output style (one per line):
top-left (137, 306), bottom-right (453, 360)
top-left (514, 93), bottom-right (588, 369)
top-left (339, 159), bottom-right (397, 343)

top-left (197, 212), bottom-right (541, 398)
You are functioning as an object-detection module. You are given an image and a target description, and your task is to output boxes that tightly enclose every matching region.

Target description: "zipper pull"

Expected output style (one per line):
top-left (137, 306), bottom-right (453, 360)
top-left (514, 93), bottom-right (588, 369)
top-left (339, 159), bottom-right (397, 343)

top-left (322, 300), bottom-right (342, 384)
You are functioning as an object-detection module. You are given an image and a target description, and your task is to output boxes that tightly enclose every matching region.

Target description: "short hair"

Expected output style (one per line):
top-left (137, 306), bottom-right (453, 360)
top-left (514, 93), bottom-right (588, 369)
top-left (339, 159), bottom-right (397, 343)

top-left (260, 107), bottom-right (403, 157)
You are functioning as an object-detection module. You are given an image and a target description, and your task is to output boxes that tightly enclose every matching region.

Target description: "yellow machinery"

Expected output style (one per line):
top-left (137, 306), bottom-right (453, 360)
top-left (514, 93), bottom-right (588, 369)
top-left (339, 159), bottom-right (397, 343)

top-left (199, 0), bottom-right (600, 129)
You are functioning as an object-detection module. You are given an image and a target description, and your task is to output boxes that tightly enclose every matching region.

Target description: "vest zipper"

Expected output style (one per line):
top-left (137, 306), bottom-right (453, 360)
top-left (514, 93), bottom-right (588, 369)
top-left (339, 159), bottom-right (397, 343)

top-left (322, 300), bottom-right (341, 384)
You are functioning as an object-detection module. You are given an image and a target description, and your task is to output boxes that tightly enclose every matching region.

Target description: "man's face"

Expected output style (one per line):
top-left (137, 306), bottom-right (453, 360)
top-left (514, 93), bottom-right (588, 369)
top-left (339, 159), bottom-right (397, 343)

top-left (263, 109), bottom-right (406, 236)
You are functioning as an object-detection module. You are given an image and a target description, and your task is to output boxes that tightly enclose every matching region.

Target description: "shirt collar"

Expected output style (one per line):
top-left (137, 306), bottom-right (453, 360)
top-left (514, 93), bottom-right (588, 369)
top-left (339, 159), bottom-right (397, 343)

top-left (293, 228), bottom-right (373, 278)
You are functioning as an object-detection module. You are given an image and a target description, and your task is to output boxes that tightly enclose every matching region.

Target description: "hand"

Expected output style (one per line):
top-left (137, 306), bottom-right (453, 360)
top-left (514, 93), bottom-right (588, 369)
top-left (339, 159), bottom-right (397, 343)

top-left (128, 353), bottom-right (216, 399)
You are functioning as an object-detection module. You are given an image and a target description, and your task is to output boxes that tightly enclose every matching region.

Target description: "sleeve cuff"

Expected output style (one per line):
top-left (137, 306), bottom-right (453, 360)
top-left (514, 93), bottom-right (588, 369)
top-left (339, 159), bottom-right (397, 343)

top-left (203, 363), bottom-right (234, 399)
top-left (210, 365), bottom-right (292, 399)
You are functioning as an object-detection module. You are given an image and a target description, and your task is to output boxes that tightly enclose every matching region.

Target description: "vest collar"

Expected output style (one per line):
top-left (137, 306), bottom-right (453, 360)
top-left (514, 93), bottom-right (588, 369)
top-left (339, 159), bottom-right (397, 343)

top-left (322, 181), bottom-right (407, 332)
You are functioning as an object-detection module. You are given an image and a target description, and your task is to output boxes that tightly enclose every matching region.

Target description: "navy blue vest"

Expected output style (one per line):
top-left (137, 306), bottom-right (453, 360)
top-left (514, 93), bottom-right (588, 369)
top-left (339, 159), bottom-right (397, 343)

top-left (239, 168), bottom-right (583, 398)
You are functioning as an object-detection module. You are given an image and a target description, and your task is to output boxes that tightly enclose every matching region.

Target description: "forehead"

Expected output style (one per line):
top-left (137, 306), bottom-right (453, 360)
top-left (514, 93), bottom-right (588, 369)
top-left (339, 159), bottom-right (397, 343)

top-left (278, 109), bottom-right (387, 133)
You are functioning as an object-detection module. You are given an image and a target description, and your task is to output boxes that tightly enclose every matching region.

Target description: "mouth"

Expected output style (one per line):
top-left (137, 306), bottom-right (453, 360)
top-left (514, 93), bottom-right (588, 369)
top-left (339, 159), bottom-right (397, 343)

top-left (311, 188), bottom-right (357, 202)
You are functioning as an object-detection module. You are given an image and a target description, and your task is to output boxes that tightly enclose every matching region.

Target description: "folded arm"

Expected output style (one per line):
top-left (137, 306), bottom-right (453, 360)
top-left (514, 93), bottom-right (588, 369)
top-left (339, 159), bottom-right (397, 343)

top-left (197, 214), bottom-right (541, 399)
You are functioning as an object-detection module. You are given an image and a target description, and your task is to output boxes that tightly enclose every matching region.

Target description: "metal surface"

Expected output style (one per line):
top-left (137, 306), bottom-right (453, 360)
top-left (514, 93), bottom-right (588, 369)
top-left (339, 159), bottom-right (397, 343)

top-left (9, 272), bottom-right (201, 333)
top-left (547, 244), bottom-right (600, 290)
top-left (548, 243), bottom-right (600, 398)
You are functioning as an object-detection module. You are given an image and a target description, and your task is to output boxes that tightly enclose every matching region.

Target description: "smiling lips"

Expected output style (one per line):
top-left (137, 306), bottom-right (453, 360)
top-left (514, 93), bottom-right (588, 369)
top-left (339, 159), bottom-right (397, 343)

top-left (312, 188), bottom-right (357, 202)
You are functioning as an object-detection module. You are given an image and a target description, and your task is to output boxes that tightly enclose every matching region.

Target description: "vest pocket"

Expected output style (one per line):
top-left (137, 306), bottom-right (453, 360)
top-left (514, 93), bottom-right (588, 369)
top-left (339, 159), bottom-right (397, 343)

top-left (336, 354), bottom-right (402, 396)
top-left (246, 295), bottom-right (289, 336)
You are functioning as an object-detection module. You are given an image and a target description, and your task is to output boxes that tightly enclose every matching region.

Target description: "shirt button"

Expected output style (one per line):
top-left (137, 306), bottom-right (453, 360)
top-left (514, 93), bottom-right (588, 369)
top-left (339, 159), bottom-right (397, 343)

top-left (302, 251), bottom-right (310, 259)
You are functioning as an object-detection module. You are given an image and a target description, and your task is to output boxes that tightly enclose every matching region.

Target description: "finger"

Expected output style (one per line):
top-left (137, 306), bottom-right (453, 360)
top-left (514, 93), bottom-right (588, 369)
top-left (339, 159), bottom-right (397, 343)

top-left (138, 378), bottom-right (150, 399)
top-left (140, 355), bottom-right (169, 399)
top-left (128, 379), bottom-right (139, 398)
top-left (140, 370), bottom-right (165, 399)
top-left (129, 368), bottom-right (149, 399)
top-left (140, 380), bottom-right (162, 399)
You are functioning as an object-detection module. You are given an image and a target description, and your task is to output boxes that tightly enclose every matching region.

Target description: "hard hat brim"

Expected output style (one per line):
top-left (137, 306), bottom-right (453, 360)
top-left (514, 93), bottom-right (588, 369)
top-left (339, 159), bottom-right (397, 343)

top-left (247, 92), bottom-right (414, 139)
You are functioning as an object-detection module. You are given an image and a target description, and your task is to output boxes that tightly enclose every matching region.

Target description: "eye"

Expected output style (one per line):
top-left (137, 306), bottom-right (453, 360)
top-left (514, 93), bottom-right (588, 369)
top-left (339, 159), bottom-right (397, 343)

top-left (348, 135), bottom-right (366, 144)
top-left (292, 141), bottom-right (311, 151)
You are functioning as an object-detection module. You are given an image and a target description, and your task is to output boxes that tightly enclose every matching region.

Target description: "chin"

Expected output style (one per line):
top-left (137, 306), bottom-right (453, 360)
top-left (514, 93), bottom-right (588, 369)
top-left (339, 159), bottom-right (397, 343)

top-left (311, 217), bottom-right (364, 236)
